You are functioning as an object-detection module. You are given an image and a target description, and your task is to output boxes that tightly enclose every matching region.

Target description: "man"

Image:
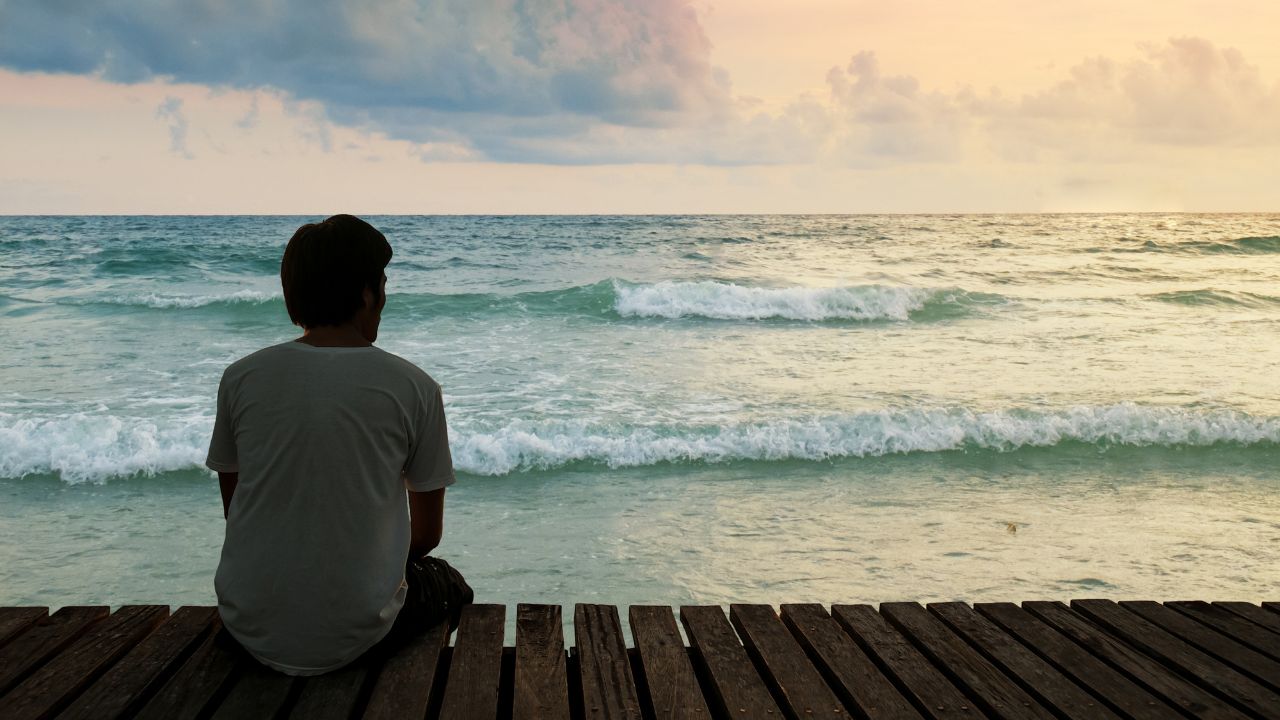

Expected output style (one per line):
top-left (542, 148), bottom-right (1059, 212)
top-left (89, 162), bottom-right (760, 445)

top-left (206, 214), bottom-right (470, 675)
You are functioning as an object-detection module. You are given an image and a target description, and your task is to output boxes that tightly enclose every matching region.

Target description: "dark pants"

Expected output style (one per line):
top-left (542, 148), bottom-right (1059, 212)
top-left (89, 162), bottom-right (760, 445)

top-left (370, 556), bottom-right (474, 657)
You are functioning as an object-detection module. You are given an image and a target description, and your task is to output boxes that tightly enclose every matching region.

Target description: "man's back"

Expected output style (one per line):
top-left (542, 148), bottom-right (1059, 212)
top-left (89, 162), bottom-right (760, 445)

top-left (207, 341), bottom-right (454, 675)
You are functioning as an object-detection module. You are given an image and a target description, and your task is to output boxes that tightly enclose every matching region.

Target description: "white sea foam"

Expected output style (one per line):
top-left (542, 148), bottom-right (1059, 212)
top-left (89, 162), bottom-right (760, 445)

top-left (453, 404), bottom-right (1280, 475)
top-left (612, 280), bottom-right (934, 321)
top-left (0, 411), bottom-right (210, 483)
top-left (94, 289), bottom-right (281, 309)
top-left (4, 404), bottom-right (1277, 482)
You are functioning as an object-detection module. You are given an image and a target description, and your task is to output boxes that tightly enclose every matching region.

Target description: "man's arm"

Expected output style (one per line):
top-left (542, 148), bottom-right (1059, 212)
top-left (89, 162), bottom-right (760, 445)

top-left (218, 472), bottom-right (239, 519)
top-left (408, 486), bottom-right (446, 559)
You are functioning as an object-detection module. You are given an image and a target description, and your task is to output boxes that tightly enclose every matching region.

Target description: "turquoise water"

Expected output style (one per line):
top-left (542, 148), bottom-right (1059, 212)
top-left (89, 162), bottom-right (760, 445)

top-left (2, 214), bottom-right (1278, 614)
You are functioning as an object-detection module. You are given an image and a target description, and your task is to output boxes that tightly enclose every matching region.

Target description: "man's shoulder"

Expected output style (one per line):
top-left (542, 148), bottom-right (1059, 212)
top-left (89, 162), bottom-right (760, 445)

top-left (222, 342), bottom-right (295, 373)
top-left (369, 347), bottom-right (440, 391)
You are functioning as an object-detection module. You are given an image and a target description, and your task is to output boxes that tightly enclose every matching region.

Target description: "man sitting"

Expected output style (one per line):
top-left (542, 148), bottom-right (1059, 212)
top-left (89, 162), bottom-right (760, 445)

top-left (206, 214), bottom-right (470, 675)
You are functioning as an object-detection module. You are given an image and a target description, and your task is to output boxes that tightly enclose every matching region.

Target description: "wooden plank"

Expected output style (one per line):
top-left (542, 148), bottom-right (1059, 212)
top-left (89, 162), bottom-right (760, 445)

top-left (514, 604), bottom-right (570, 720)
top-left (929, 602), bottom-right (1118, 720)
top-left (438, 603), bottom-right (505, 720)
top-left (1020, 601), bottom-right (1248, 720)
top-left (0, 608), bottom-right (47, 649)
top-left (880, 602), bottom-right (1052, 720)
top-left (0, 606), bottom-right (107, 695)
top-left (575, 604), bottom-right (642, 720)
top-left (680, 605), bottom-right (781, 719)
top-left (59, 606), bottom-right (218, 720)
top-left (629, 605), bottom-right (712, 720)
top-left (134, 624), bottom-right (242, 720)
top-left (1217, 601), bottom-right (1280, 636)
top-left (975, 602), bottom-right (1176, 720)
top-left (0, 605), bottom-right (168, 720)
top-left (288, 662), bottom-right (369, 720)
top-left (728, 604), bottom-right (845, 717)
top-left (1168, 601), bottom-right (1280, 663)
top-left (1265, 602), bottom-right (1280, 616)
top-left (208, 660), bottom-right (296, 720)
top-left (831, 604), bottom-right (976, 719)
top-left (1122, 600), bottom-right (1280, 691)
top-left (1072, 599), bottom-right (1280, 717)
top-left (780, 603), bottom-right (921, 720)
top-left (362, 621), bottom-right (450, 720)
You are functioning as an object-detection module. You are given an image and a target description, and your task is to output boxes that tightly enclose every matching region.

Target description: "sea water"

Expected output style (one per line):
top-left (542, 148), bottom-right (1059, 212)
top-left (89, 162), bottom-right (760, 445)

top-left (2, 214), bottom-right (1278, 619)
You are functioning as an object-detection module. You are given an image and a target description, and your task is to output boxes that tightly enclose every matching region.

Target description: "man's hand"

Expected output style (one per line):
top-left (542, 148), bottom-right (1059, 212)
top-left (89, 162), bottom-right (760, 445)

top-left (408, 486), bottom-right (446, 558)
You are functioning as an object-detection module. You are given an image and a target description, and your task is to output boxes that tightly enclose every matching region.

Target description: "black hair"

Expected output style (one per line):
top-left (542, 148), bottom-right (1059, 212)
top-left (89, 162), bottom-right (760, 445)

top-left (280, 214), bottom-right (392, 328)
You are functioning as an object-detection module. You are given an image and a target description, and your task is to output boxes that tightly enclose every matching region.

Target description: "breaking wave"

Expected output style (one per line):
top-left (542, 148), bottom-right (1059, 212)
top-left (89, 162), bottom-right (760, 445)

top-left (612, 281), bottom-right (941, 321)
top-left (4, 404), bottom-right (1277, 483)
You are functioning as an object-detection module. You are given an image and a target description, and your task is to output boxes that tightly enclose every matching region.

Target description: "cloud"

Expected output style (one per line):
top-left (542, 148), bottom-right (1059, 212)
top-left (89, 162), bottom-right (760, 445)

top-left (154, 96), bottom-right (192, 158)
top-left (0, 1), bottom-right (1275, 169)
top-left (0, 1), bottom-right (726, 125)
top-left (1016, 37), bottom-right (1280, 146)
top-left (802, 37), bottom-right (1280, 168)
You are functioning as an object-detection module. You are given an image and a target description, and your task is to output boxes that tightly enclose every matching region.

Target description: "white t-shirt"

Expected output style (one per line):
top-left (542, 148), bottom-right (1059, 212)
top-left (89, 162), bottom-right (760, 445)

top-left (205, 341), bottom-right (455, 675)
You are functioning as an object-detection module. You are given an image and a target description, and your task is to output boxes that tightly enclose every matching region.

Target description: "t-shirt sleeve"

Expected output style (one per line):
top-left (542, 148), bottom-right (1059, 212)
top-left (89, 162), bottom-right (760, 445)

top-left (403, 381), bottom-right (456, 492)
top-left (205, 371), bottom-right (240, 473)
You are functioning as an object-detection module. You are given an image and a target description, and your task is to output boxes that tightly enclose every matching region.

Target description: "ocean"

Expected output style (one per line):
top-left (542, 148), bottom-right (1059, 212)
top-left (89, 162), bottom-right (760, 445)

top-left (2, 214), bottom-right (1278, 616)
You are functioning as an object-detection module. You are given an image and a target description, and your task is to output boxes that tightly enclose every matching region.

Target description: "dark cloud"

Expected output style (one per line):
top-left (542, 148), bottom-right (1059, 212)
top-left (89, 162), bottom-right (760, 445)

top-left (0, 0), bottom-right (728, 157)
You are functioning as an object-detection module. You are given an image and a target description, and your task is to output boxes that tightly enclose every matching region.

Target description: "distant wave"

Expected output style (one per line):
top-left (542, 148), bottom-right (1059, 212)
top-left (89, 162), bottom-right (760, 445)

top-left (612, 280), bottom-right (960, 321)
top-left (33, 280), bottom-right (992, 323)
top-left (1144, 289), bottom-right (1280, 308)
top-left (1104, 236), bottom-right (1280, 255)
top-left (90, 290), bottom-right (282, 309)
top-left (1196, 236), bottom-right (1280, 254)
top-left (7, 403), bottom-right (1275, 483)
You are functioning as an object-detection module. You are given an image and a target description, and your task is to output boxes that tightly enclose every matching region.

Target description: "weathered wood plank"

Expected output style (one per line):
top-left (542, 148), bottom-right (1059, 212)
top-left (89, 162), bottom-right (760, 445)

top-left (208, 660), bottom-right (296, 720)
top-left (680, 605), bottom-right (781, 719)
top-left (438, 603), bottom-right (505, 720)
top-left (514, 604), bottom-right (570, 720)
top-left (362, 621), bottom-right (450, 720)
top-left (59, 606), bottom-right (218, 720)
top-left (881, 602), bottom-right (1051, 720)
top-left (0, 605), bottom-right (168, 720)
top-left (729, 604), bottom-right (845, 717)
top-left (288, 661), bottom-right (369, 720)
top-left (831, 604), bottom-right (977, 719)
top-left (1265, 602), bottom-right (1280, 616)
top-left (629, 605), bottom-right (711, 720)
top-left (1072, 599), bottom-right (1280, 717)
top-left (1168, 601), bottom-right (1280, 663)
top-left (780, 603), bottom-right (921, 720)
top-left (929, 602), bottom-right (1118, 720)
top-left (0, 606), bottom-right (107, 695)
top-left (133, 624), bottom-right (242, 720)
top-left (0, 608), bottom-right (47, 650)
top-left (1020, 601), bottom-right (1247, 720)
top-left (975, 602), bottom-right (1175, 720)
top-left (575, 604), bottom-right (642, 720)
top-left (1217, 601), bottom-right (1280, 636)
top-left (1121, 600), bottom-right (1280, 691)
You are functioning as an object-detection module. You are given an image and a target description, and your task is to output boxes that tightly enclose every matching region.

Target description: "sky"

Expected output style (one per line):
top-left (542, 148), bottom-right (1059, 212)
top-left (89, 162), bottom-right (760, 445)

top-left (1, 0), bottom-right (1278, 214)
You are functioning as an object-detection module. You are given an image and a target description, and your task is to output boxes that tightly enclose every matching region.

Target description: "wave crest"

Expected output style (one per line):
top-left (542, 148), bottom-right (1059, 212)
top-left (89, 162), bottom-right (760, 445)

top-left (454, 403), bottom-right (1278, 474)
top-left (613, 280), bottom-right (941, 321)
top-left (7, 403), bottom-right (1277, 482)
top-left (92, 290), bottom-right (281, 309)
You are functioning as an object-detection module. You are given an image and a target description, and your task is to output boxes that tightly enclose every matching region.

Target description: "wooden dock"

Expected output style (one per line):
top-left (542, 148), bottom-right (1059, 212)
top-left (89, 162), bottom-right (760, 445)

top-left (1, 600), bottom-right (1279, 719)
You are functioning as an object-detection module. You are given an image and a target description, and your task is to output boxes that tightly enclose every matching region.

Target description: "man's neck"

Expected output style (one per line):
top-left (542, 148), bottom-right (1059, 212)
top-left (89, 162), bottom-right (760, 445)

top-left (296, 324), bottom-right (372, 347)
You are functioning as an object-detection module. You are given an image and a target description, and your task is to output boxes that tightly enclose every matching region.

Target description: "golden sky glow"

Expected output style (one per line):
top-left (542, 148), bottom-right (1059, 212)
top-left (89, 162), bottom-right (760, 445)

top-left (1, 1), bottom-right (1278, 213)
